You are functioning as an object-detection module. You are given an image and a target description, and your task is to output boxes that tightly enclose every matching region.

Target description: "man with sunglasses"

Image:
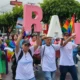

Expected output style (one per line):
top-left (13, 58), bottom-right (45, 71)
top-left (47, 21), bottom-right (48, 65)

top-left (15, 29), bottom-right (40, 80)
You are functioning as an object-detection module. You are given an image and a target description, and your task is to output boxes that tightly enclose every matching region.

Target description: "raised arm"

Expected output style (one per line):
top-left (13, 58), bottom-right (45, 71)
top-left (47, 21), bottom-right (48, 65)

top-left (15, 29), bottom-right (24, 54)
top-left (34, 33), bottom-right (41, 51)
top-left (61, 33), bottom-right (76, 47)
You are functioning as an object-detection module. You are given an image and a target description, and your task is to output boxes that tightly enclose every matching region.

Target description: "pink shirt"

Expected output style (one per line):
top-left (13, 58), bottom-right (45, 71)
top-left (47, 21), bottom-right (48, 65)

top-left (34, 48), bottom-right (40, 54)
top-left (30, 40), bottom-right (40, 54)
top-left (30, 41), bottom-right (36, 46)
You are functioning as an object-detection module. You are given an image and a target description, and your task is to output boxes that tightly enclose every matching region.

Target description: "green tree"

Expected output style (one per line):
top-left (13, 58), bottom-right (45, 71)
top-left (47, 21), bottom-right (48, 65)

top-left (0, 5), bottom-right (23, 33)
top-left (40, 0), bottom-right (80, 24)
top-left (12, 5), bottom-right (23, 23)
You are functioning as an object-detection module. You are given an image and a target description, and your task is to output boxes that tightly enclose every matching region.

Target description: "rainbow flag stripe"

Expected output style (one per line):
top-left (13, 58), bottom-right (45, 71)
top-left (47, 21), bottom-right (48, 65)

top-left (62, 20), bottom-right (69, 33)
top-left (68, 15), bottom-right (75, 34)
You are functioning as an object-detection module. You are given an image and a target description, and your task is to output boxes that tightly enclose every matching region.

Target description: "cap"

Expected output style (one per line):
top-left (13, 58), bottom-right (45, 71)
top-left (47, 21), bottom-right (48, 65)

top-left (22, 40), bottom-right (30, 46)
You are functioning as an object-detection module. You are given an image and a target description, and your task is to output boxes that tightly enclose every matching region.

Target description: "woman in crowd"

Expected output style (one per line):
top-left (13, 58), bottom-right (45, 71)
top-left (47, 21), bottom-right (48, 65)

top-left (15, 29), bottom-right (40, 80)
top-left (30, 34), bottom-right (37, 46)
top-left (0, 39), bottom-right (6, 80)
top-left (9, 34), bottom-right (18, 50)
top-left (29, 34), bottom-right (41, 71)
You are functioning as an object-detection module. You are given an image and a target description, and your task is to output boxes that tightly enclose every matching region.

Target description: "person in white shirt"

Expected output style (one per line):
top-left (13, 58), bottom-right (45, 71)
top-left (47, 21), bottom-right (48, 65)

top-left (59, 33), bottom-right (78, 80)
top-left (15, 29), bottom-right (40, 80)
top-left (40, 36), bottom-right (60, 80)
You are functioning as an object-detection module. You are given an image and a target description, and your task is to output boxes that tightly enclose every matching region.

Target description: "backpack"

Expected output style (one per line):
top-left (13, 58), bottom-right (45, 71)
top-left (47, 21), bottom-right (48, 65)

top-left (11, 49), bottom-right (32, 80)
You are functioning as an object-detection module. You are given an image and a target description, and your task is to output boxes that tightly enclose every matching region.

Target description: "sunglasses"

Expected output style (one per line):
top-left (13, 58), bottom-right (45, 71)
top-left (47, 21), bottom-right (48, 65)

top-left (64, 34), bottom-right (69, 36)
top-left (65, 35), bottom-right (69, 36)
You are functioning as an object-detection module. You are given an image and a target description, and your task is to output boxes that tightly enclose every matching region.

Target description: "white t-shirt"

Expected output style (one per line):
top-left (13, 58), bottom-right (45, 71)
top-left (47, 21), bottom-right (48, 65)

top-left (40, 44), bottom-right (60, 71)
top-left (15, 46), bottom-right (34, 79)
top-left (59, 42), bottom-right (78, 66)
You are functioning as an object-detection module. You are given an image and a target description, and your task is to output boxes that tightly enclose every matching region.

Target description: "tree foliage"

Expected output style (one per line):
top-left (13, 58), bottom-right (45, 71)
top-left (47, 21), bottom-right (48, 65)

top-left (0, 5), bottom-right (23, 32)
top-left (0, 0), bottom-right (80, 32)
top-left (40, 0), bottom-right (80, 24)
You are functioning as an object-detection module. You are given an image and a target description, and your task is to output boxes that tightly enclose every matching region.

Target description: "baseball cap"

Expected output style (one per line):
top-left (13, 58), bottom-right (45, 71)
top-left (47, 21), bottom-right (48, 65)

top-left (22, 40), bottom-right (30, 46)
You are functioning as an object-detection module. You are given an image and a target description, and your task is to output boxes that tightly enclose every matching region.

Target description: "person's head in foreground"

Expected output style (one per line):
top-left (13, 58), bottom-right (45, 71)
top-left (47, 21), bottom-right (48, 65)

top-left (22, 40), bottom-right (31, 53)
top-left (63, 32), bottom-right (70, 40)
top-left (44, 36), bottom-right (52, 46)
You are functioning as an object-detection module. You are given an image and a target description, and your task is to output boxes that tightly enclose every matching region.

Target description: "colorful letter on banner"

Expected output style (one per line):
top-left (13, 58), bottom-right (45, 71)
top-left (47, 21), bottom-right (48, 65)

top-left (23, 5), bottom-right (43, 32)
top-left (74, 23), bottom-right (80, 44)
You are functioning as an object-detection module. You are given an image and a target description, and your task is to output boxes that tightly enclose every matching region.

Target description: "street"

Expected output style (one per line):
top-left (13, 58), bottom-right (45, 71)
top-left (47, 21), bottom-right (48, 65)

top-left (2, 61), bottom-right (80, 80)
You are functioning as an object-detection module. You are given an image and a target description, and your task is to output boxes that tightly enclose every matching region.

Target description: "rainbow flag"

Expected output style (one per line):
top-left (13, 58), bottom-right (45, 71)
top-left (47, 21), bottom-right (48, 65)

top-left (62, 20), bottom-right (69, 33)
top-left (67, 15), bottom-right (75, 34)
top-left (7, 50), bottom-right (14, 62)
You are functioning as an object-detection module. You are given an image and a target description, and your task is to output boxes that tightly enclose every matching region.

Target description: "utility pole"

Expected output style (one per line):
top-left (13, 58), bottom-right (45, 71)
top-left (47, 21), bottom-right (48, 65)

top-left (10, 0), bottom-right (22, 6)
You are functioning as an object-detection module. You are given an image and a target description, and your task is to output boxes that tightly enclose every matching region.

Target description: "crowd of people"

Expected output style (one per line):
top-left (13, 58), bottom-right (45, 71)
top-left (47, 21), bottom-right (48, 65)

top-left (0, 29), bottom-right (80, 80)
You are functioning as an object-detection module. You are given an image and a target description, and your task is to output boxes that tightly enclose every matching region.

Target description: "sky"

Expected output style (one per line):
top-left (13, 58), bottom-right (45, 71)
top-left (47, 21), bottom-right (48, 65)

top-left (0, 0), bottom-right (80, 13)
top-left (77, 0), bottom-right (80, 2)
top-left (0, 0), bottom-right (43, 13)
